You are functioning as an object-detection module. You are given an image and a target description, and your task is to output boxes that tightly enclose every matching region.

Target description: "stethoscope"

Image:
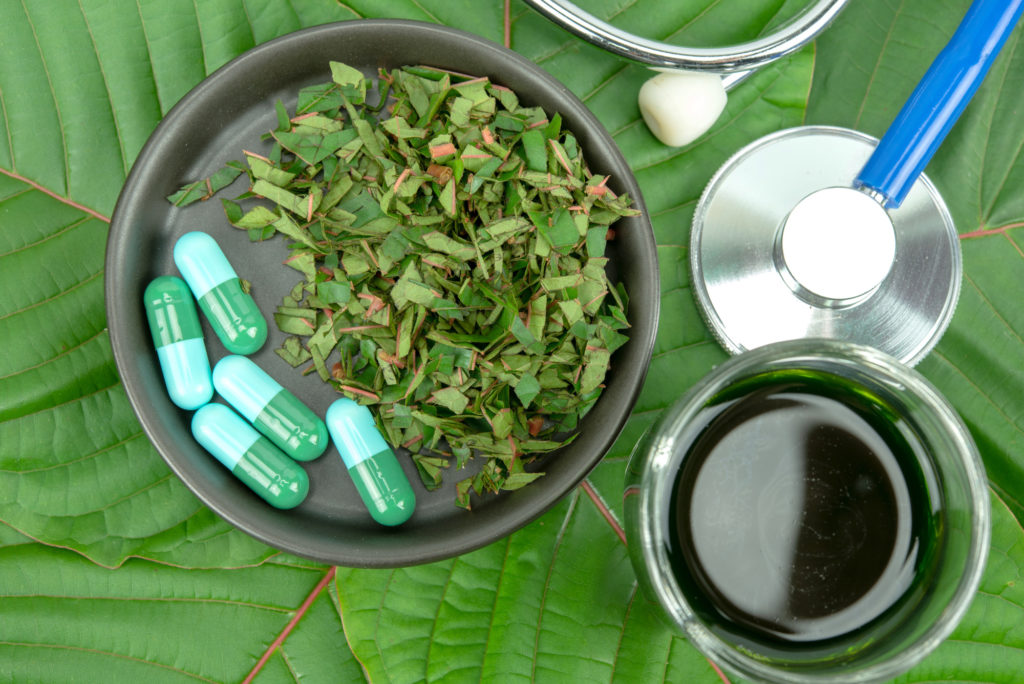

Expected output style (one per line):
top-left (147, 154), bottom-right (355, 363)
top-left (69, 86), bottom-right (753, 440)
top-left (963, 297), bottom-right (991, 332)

top-left (527, 0), bottom-right (1024, 366)
top-left (523, 0), bottom-right (851, 145)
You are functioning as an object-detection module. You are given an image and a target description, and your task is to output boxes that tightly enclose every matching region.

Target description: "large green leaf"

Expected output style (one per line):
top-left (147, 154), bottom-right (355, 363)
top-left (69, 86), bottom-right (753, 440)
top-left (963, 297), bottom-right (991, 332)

top-left (2, 0), bottom-right (1023, 682)
top-left (0, 171), bottom-right (281, 569)
top-left (336, 489), bottom-right (722, 683)
top-left (0, 540), bottom-right (362, 682)
top-left (336, 486), bottom-right (1024, 684)
top-left (896, 493), bottom-right (1024, 683)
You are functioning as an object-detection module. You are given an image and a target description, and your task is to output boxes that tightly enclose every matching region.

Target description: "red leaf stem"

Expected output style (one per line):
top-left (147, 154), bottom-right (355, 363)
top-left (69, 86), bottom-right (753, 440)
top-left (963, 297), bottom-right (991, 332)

top-left (241, 566), bottom-right (337, 683)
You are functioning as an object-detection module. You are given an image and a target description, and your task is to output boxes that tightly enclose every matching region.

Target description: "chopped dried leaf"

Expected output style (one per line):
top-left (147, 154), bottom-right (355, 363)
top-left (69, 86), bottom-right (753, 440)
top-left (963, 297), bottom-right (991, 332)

top-left (168, 61), bottom-right (638, 507)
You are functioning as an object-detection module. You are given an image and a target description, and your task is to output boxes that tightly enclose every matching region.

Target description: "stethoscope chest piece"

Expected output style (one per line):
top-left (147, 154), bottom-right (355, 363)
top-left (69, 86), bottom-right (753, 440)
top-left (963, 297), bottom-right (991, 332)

top-left (691, 126), bottom-right (960, 366)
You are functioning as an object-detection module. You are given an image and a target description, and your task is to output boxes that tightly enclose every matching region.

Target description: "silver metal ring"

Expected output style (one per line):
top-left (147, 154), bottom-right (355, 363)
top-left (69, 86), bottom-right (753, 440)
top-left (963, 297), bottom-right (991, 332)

top-left (521, 0), bottom-right (850, 73)
top-left (690, 126), bottom-right (960, 367)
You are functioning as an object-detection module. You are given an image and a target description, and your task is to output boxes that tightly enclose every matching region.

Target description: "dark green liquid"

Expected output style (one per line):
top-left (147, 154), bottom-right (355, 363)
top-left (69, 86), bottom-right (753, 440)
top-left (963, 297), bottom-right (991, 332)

top-left (668, 373), bottom-right (939, 653)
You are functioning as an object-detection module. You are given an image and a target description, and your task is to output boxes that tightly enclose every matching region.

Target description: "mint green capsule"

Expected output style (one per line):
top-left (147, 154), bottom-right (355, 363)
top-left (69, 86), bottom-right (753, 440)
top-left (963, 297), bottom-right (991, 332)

top-left (143, 275), bottom-right (213, 410)
top-left (213, 355), bottom-right (328, 462)
top-left (192, 403), bottom-right (309, 509)
top-left (326, 398), bottom-right (415, 526)
top-left (173, 231), bottom-right (267, 355)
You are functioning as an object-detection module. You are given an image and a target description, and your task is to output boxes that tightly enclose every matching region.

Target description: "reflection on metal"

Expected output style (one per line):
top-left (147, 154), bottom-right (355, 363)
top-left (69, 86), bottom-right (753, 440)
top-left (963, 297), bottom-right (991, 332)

top-left (521, 0), bottom-right (849, 75)
top-left (690, 127), bottom-right (961, 367)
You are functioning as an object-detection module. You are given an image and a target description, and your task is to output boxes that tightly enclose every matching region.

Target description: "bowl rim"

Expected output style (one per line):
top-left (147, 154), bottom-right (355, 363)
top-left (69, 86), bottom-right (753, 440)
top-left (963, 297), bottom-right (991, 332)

top-left (105, 18), bottom-right (659, 567)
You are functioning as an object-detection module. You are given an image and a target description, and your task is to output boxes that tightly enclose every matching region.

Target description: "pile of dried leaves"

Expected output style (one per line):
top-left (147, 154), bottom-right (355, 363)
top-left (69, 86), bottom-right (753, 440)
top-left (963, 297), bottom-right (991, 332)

top-left (170, 62), bottom-right (638, 508)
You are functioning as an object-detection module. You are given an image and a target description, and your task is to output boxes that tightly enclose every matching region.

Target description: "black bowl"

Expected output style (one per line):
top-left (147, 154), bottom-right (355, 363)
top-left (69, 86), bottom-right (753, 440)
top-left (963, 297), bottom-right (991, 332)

top-left (106, 19), bottom-right (658, 567)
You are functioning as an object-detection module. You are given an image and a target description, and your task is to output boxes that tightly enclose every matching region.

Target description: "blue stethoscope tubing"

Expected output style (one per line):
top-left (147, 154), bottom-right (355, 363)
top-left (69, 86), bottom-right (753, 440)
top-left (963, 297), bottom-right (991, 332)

top-left (685, 0), bottom-right (1024, 365)
top-left (857, 0), bottom-right (1024, 209)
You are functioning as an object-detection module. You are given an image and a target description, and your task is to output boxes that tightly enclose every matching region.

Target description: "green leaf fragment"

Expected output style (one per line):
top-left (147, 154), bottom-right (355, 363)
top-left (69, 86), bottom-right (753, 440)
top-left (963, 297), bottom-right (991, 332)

top-left (246, 153), bottom-right (297, 186)
top-left (330, 61), bottom-right (367, 101)
top-left (167, 162), bottom-right (244, 206)
top-left (580, 348), bottom-right (611, 395)
top-left (514, 372), bottom-right (542, 409)
top-left (531, 208), bottom-right (579, 251)
top-left (520, 128), bottom-right (547, 172)
top-left (431, 387), bottom-right (470, 414)
top-left (317, 280), bottom-right (351, 305)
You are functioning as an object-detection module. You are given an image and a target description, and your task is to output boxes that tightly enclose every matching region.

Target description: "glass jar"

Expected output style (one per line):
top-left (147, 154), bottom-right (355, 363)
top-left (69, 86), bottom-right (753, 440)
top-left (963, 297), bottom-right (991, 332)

top-left (624, 340), bottom-right (989, 683)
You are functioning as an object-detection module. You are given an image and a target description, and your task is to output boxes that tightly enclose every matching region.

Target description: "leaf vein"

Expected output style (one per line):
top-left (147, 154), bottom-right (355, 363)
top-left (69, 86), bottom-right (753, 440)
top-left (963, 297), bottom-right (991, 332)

top-left (190, 0), bottom-right (209, 76)
top-left (134, 0), bottom-right (166, 115)
top-left (242, 566), bottom-right (337, 684)
top-left (65, 471), bottom-right (177, 515)
top-left (425, 556), bottom-right (460, 681)
top-left (17, 0), bottom-right (70, 195)
top-left (980, 29), bottom-right (1024, 223)
top-left (0, 327), bottom-right (106, 381)
top-left (649, 197), bottom-right (698, 219)
top-left (477, 534), bottom-right (513, 684)
top-left (0, 377), bottom-right (121, 423)
top-left (609, 117), bottom-right (643, 138)
top-left (974, 588), bottom-right (1024, 610)
top-left (333, 2), bottom-right (364, 19)
top-left (279, 648), bottom-right (301, 682)
top-left (0, 214), bottom-right (91, 259)
top-left (606, 0), bottom-right (640, 22)
top-left (964, 273), bottom-right (1024, 349)
top-left (0, 82), bottom-right (14, 170)
top-left (409, 0), bottom-right (441, 23)
top-left (0, 268), bottom-right (103, 323)
top-left (372, 569), bottom-right (398, 682)
top-left (0, 431), bottom-right (146, 474)
top-left (931, 348), bottom-right (1024, 440)
top-left (992, 482), bottom-right (1024, 525)
top-left (3, 593), bottom-right (293, 612)
top-left (530, 490), bottom-right (580, 682)
top-left (75, 0), bottom-right (129, 176)
top-left (0, 641), bottom-right (218, 682)
top-left (854, 0), bottom-right (908, 130)
top-left (652, 339), bottom-right (714, 360)
top-left (0, 167), bottom-right (110, 222)
top-left (607, 583), bottom-right (637, 683)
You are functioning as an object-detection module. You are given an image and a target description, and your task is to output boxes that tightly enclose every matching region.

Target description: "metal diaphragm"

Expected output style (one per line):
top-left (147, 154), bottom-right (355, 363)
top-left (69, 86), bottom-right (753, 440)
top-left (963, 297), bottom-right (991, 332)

top-left (690, 126), bottom-right (961, 366)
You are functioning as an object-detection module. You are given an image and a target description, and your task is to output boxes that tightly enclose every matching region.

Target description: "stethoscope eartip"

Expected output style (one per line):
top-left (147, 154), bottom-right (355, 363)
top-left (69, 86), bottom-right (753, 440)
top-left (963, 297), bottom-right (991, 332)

top-left (638, 71), bottom-right (727, 147)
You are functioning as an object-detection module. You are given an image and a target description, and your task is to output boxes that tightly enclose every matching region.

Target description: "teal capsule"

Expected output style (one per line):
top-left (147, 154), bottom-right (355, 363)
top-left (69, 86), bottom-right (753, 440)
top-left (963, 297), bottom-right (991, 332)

top-left (213, 355), bottom-right (328, 462)
top-left (192, 403), bottom-right (309, 509)
top-left (173, 231), bottom-right (268, 355)
top-left (143, 275), bottom-right (213, 410)
top-left (326, 398), bottom-right (415, 526)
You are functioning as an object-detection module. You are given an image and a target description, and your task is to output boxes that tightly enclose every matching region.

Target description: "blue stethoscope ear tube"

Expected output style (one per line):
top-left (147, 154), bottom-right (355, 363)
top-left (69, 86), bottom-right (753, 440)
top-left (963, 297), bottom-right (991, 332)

top-left (856, 0), bottom-right (1024, 209)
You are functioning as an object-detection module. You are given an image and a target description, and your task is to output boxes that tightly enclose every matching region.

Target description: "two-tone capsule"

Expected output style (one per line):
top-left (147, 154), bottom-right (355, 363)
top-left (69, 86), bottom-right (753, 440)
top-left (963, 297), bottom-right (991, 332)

top-left (213, 355), bottom-right (328, 462)
top-left (143, 275), bottom-right (214, 410)
top-left (326, 399), bottom-right (415, 526)
top-left (174, 231), bottom-right (268, 355)
top-left (192, 403), bottom-right (309, 509)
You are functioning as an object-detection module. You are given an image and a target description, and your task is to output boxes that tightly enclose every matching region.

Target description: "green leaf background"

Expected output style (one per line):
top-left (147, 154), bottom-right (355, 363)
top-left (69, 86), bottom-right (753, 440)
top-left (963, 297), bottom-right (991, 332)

top-left (2, 0), bottom-right (1023, 681)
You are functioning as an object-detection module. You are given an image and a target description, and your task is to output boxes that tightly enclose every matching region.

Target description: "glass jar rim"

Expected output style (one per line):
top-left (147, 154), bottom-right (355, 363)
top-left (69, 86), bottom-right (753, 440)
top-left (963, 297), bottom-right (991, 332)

top-left (632, 339), bottom-right (990, 683)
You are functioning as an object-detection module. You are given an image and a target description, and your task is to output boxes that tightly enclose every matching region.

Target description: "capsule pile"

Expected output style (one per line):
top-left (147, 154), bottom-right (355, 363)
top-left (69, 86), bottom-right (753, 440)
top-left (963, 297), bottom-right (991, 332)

top-left (143, 230), bottom-right (415, 524)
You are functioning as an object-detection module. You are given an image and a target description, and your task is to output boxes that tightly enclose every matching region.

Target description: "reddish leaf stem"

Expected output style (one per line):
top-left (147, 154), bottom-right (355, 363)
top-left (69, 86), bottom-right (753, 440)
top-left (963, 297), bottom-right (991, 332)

top-left (960, 222), bottom-right (1024, 239)
top-left (241, 565), bottom-right (337, 683)
top-left (708, 657), bottom-right (733, 684)
top-left (580, 483), bottom-right (732, 682)
top-left (0, 167), bottom-right (110, 223)
top-left (581, 483), bottom-right (730, 681)
top-left (580, 479), bottom-right (626, 546)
